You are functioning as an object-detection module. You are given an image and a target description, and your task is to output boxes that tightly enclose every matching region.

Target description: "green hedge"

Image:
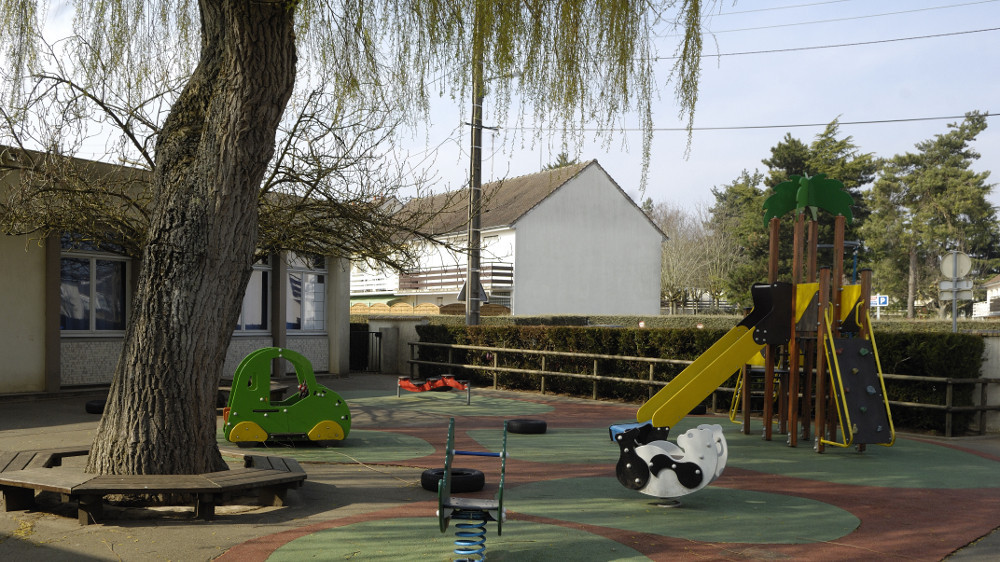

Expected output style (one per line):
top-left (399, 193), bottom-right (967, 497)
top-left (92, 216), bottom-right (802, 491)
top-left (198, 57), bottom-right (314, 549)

top-left (414, 323), bottom-right (986, 435)
top-left (873, 331), bottom-right (984, 433)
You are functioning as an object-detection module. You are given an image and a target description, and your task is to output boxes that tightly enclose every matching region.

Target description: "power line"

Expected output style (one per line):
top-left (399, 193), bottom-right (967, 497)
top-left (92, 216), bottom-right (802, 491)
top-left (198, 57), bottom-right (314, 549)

top-left (690, 0), bottom-right (999, 35)
top-left (705, 0), bottom-right (855, 18)
top-left (655, 27), bottom-right (1000, 60)
top-left (666, 113), bottom-right (998, 132)
top-left (515, 113), bottom-right (997, 133)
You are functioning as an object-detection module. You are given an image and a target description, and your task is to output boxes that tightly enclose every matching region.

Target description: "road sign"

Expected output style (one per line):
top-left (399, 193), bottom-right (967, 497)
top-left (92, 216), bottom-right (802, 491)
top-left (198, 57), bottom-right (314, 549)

top-left (939, 290), bottom-right (974, 301)
top-left (940, 252), bottom-right (972, 278)
top-left (870, 294), bottom-right (889, 307)
top-left (939, 279), bottom-right (974, 291)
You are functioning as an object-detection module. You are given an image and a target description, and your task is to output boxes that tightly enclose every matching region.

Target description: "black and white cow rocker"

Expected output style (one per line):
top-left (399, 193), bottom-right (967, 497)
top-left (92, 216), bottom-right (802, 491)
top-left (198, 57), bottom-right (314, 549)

top-left (610, 422), bottom-right (727, 499)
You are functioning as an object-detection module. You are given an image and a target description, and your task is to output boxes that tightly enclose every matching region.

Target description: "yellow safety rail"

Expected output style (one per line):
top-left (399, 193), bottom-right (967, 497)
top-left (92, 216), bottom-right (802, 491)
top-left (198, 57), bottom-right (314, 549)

top-left (820, 297), bottom-right (895, 449)
top-left (861, 309), bottom-right (896, 447)
top-left (821, 305), bottom-right (854, 448)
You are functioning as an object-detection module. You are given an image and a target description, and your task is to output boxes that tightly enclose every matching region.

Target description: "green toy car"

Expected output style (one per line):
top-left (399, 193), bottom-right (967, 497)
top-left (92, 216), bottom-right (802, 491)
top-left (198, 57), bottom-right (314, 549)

top-left (223, 347), bottom-right (351, 446)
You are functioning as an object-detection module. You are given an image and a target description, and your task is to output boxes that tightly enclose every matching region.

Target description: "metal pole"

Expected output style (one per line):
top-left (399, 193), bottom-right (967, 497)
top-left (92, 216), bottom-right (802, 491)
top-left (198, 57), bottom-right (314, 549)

top-left (952, 250), bottom-right (959, 333)
top-left (466, 10), bottom-right (484, 327)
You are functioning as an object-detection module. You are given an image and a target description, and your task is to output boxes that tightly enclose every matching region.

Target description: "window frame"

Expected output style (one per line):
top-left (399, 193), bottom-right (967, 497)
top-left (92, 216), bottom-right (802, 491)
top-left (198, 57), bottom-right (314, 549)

top-left (234, 257), bottom-right (272, 334)
top-left (286, 253), bottom-right (327, 333)
top-left (59, 248), bottom-right (131, 337)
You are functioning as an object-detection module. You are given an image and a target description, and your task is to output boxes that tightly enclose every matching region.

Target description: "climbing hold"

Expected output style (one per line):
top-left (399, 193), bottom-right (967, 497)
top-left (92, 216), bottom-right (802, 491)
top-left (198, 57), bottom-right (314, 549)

top-left (866, 385), bottom-right (877, 395)
top-left (851, 367), bottom-right (859, 375)
top-left (859, 347), bottom-right (871, 356)
top-left (859, 406), bottom-right (867, 413)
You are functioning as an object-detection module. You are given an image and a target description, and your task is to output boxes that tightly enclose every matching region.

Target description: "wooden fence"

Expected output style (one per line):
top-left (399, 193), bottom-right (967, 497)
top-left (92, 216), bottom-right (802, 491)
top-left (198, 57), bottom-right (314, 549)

top-left (407, 341), bottom-right (1000, 437)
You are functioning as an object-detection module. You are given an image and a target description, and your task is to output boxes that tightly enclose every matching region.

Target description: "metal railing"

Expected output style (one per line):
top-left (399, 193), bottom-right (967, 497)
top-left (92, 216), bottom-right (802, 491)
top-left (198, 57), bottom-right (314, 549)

top-left (398, 263), bottom-right (513, 293)
top-left (407, 341), bottom-right (1000, 437)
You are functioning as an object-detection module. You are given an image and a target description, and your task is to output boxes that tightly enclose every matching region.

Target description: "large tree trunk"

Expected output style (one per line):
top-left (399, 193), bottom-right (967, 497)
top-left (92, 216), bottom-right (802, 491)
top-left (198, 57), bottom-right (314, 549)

top-left (87, 0), bottom-right (297, 475)
top-left (906, 245), bottom-right (917, 319)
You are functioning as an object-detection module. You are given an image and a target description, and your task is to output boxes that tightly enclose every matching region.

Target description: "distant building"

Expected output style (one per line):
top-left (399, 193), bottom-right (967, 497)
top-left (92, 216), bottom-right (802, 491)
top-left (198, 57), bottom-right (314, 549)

top-left (351, 160), bottom-right (665, 316)
top-left (973, 274), bottom-right (1000, 318)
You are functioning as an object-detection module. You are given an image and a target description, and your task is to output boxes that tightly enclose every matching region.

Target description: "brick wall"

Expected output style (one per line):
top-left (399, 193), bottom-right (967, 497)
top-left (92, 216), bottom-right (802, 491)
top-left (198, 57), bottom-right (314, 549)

top-left (60, 338), bottom-right (123, 386)
top-left (286, 334), bottom-right (329, 373)
top-left (222, 336), bottom-right (273, 380)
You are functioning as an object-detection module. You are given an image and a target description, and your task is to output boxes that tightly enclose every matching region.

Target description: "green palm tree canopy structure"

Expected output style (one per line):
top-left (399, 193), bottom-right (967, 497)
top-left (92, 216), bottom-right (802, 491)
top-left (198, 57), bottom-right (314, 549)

top-left (762, 174), bottom-right (854, 226)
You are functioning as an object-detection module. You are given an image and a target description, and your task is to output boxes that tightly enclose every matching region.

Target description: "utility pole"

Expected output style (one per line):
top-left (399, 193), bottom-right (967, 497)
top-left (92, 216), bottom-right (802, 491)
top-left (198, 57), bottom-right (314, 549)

top-left (465, 11), bottom-right (485, 327)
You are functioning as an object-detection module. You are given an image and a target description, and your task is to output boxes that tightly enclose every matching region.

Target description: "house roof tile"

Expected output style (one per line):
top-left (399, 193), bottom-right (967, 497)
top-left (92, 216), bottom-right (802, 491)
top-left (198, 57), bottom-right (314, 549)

top-left (408, 160), bottom-right (594, 236)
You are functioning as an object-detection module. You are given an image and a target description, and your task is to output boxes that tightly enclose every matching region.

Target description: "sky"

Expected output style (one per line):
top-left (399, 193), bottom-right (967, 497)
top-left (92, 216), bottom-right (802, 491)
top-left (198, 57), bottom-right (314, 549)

top-left (402, 0), bottom-right (1000, 213)
top-left (33, 1), bottom-right (999, 215)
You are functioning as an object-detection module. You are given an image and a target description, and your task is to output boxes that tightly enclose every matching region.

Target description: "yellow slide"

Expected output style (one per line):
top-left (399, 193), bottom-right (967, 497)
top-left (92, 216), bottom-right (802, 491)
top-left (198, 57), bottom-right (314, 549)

top-left (637, 326), bottom-right (765, 429)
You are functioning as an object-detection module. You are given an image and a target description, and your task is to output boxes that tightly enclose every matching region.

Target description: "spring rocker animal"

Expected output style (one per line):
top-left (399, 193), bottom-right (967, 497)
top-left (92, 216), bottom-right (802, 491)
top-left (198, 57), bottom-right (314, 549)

top-left (222, 347), bottom-right (351, 446)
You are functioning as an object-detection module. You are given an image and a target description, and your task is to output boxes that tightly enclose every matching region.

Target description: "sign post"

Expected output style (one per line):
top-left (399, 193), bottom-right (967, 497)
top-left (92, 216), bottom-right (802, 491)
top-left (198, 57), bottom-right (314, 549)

top-left (940, 251), bottom-right (972, 333)
top-left (869, 294), bottom-right (889, 320)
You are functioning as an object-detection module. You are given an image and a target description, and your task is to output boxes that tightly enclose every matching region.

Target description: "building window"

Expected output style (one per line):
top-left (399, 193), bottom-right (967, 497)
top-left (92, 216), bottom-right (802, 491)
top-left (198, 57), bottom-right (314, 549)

top-left (60, 241), bottom-right (129, 333)
top-left (236, 258), bottom-right (270, 332)
top-left (287, 254), bottom-right (326, 331)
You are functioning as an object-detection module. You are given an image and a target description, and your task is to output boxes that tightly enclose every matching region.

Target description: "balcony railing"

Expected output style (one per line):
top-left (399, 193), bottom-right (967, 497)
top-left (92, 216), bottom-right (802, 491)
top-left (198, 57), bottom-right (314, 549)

top-left (350, 273), bottom-right (399, 294)
top-left (398, 262), bottom-right (513, 293)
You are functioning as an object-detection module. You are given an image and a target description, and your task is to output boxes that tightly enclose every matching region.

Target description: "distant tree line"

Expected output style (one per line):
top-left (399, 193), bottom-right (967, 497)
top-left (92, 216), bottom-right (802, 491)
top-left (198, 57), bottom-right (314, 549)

top-left (646, 111), bottom-right (997, 318)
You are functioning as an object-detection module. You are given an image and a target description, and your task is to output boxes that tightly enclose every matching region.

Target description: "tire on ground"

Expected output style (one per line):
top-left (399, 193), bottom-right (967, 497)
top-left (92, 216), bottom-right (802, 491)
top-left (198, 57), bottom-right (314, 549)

top-left (506, 418), bottom-right (547, 434)
top-left (85, 399), bottom-right (106, 415)
top-left (421, 467), bottom-right (486, 493)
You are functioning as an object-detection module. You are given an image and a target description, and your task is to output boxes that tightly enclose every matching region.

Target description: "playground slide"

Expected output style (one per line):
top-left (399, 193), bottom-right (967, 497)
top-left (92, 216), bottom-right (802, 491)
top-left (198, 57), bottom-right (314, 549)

top-left (637, 325), bottom-right (765, 429)
top-left (636, 326), bottom-right (749, 423)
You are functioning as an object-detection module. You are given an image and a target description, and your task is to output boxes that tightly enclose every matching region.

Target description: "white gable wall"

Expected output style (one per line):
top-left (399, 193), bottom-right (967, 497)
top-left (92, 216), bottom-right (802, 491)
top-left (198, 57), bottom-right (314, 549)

top-left (512, 165), bottom-right (662, 315)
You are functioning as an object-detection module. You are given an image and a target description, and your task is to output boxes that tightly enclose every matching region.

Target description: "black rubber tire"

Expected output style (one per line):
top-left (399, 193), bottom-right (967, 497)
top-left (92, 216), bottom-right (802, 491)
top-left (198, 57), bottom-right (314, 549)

top-left (420, 467), bottom-right (485, 493)
top-left (85, 399), bottom-right (106, 415)
top-left (506, 418), bottom-right (547, 434)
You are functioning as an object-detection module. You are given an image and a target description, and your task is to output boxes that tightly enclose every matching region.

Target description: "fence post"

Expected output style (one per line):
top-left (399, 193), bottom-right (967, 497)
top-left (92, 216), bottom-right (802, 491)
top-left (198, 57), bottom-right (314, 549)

top-left (540, 356), bottom-right (546, 395)
top-left (593, 360), bottom-right (598, 400)
top-left (493, 351), bottom-right (498, 389)
top-left (648, 364), bottom-right (654, 400)
top-left (946, 380), bottom-right (954, 438)
top-left (981, 379), bottom-right (989, 435)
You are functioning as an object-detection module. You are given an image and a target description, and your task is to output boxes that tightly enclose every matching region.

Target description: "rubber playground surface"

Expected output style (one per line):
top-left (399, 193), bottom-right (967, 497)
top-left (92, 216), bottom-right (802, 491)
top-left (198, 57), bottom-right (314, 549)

top-left (212, 377), bottom-right (1000, 561)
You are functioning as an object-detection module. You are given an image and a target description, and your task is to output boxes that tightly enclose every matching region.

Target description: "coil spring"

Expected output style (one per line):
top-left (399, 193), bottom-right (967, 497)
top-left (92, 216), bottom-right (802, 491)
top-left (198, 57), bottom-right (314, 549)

top-left (453, 511), bottom-right (488, 561)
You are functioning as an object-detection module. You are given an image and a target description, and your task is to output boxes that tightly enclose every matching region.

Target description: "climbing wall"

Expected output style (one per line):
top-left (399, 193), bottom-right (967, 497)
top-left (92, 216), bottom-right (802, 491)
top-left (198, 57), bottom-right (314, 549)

top-left (827, 337), bottom-right (893, 445)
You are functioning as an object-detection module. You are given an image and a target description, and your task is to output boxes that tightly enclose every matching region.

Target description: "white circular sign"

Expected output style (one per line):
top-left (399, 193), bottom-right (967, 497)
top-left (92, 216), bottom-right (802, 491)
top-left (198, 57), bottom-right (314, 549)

top-left (940, 252), bottom-right (972, 278)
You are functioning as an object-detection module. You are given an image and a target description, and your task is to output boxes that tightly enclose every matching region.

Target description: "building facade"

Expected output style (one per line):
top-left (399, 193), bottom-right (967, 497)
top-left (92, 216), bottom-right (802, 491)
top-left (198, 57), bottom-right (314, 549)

top-left (973, 274), bottom-right (1000, 318)
top-left (0, 231), bottom-right (352, 394)
top-left (351, 160), bottom-right (665, 316)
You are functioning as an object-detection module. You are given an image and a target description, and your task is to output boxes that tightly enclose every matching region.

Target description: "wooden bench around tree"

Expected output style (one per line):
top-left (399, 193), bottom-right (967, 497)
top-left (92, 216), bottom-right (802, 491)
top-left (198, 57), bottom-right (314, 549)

top-left (0, 449), bottom-right (306, 525)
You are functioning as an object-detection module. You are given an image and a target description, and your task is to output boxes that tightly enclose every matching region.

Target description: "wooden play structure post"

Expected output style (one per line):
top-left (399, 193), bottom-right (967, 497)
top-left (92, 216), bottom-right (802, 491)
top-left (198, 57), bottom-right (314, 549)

top-left (814, 266), bottom-right (831, 453)
top-left (762, 217), bottom-right (781, 441)
top-left (786, 212), bottom-right (805, 446)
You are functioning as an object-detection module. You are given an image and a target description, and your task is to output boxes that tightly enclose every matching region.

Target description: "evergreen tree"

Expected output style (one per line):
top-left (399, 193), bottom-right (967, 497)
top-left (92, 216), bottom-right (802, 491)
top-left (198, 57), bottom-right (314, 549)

top-left (544, 152), bottom-right (579, 170)
top-left (862, 111), bottom-right (997, 317)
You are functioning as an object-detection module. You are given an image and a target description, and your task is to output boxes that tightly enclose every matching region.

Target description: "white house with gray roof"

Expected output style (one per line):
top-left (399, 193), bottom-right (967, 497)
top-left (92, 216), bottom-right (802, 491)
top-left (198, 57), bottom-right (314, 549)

top-left (351, 160), bottom-right (665, 316)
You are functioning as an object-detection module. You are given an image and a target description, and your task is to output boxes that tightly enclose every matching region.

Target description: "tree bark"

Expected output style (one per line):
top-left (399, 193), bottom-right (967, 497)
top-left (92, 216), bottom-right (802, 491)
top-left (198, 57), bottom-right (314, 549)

top-left (907, 244), bottom-right (917, 319)
top-left (87, 0), bottom-right (297, 475)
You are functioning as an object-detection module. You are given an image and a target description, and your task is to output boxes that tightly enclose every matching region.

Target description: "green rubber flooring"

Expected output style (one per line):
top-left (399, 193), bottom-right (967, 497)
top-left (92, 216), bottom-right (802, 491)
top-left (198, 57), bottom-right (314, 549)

top-left (216, 386), bottom-right (1000, 561)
